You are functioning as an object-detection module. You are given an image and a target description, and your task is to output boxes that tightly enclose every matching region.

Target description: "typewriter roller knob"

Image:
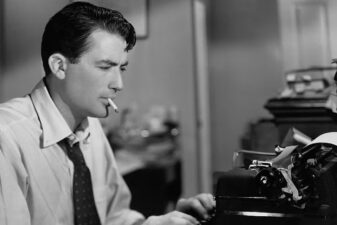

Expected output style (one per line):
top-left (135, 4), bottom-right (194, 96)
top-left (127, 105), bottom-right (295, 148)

top-left (256, 167), bottom-right (286, 198)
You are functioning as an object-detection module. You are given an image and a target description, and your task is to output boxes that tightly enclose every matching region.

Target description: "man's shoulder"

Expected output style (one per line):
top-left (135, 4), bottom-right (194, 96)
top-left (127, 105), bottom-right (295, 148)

top-left (0, 95), bottom-right (36, 130)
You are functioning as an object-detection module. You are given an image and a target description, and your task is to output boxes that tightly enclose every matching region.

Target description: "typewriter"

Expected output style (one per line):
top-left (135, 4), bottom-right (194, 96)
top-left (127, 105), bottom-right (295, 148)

top-left (207, 132), bottom-right (337, 225)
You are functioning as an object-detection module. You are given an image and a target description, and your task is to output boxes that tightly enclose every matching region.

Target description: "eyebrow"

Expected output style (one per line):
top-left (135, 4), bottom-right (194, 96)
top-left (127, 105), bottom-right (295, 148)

top-left (96, 60), bottom-right (129, 67)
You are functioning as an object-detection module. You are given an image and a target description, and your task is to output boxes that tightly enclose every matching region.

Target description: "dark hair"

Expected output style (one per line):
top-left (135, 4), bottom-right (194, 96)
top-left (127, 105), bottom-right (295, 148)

top-left (41, 1), bottom-right (136, 75)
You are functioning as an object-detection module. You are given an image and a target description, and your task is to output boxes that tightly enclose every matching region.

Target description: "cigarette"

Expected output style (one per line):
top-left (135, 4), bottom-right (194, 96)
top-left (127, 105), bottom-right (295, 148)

top-left (108, 98), bottom-right (119, 113)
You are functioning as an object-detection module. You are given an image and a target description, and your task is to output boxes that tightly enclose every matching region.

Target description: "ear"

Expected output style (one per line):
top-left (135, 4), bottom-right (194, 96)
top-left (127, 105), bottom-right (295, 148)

top-left (48, 53), bottom-right (68, 80)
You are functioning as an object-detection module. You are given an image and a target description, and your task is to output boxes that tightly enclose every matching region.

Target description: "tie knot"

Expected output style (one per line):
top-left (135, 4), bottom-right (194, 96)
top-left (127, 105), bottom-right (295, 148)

top-left (65, 141), bottom-right (86, 168)
top-left (66, 134), bottom-right (79, 148)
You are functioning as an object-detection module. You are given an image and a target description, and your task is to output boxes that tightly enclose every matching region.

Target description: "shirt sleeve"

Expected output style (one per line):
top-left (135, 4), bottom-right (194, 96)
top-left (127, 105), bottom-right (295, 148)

top-left (92, 118), bottom-right (145, 225)
top-left (104, 174), bottom-right (145, 225)
top-left (0, 149), bottom-right (31, 225)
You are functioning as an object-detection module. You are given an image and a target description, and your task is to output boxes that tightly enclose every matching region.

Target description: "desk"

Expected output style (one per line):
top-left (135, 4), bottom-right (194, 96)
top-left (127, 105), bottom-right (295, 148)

top-left (115, 146), bottom-right (181, 217)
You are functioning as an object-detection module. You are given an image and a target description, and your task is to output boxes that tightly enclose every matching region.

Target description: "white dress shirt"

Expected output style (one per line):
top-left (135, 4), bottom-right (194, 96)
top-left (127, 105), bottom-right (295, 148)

top-left (0, 79), bottom-right (144, 225)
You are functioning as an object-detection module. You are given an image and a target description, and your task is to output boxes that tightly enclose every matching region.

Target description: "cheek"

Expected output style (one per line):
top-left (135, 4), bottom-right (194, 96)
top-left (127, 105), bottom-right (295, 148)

top-left (66, 65), bottom-right (110, 100)
top-left (69, 68), bottom-right (101, 93)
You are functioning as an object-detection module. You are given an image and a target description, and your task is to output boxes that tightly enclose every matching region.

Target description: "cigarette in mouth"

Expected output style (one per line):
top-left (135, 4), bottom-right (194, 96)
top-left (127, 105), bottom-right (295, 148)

top-left (108, 98), bottom-right (119, 113)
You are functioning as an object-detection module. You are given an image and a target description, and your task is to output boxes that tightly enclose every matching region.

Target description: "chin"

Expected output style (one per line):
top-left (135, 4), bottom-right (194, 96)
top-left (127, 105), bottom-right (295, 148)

top-left (97, 111), bottom-right (109, 118)
top-left (89, 107), bottom-right (109, 118)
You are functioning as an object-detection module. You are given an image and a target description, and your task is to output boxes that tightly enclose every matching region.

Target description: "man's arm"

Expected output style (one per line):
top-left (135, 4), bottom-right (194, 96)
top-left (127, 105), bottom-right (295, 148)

top-left (0, 149), bottom-right (30, 225)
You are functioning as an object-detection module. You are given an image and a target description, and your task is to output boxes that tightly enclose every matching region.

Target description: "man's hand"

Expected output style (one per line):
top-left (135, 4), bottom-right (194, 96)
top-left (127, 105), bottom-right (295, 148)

top-left (141, 193), bottom-right (216, 225)
top-left (176, 193), bottom-right (216, 222)
top-left (144, 211), bottom-right (200, 225)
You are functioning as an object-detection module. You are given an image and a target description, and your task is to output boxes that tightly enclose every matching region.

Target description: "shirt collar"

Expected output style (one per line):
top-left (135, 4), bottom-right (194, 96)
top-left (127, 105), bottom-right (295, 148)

top-left (67, 118), bottom-right (91, 147)
top-left (30, 79), bottom-right (90, 148)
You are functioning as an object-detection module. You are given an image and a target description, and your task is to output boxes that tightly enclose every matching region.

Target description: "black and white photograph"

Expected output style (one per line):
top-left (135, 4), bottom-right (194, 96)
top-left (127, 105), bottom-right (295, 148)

top-left (1, 0), bottom-right (337, 225)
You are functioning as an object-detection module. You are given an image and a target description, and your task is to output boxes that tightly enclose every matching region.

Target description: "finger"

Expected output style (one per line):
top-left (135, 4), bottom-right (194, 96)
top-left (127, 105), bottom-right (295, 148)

top-left (195, 193), bottom-right (216, 211)
top-left (170, 211), bottom-right (200, 225)
top-left (185, 198), bottom-right (209, 219)
top-left (174, 217), bottom-right (199, 225)
top-left (147, 212), bottom-right (200, 225)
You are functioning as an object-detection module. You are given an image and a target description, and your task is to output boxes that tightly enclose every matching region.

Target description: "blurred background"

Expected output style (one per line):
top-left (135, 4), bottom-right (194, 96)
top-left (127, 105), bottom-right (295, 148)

top-left (1, 0), bottom-right (337, 215)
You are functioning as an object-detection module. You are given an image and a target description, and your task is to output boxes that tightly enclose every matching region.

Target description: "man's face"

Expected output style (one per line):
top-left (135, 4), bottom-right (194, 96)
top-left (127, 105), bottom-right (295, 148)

top-left (62, 29), bottom-right (128, 119)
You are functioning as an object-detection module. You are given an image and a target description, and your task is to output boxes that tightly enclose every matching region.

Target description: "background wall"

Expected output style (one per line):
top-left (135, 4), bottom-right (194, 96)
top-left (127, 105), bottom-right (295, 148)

top-left (207, 0), bottom-right (284, 172)
top-left (2, 0), bottom-right (69, 102)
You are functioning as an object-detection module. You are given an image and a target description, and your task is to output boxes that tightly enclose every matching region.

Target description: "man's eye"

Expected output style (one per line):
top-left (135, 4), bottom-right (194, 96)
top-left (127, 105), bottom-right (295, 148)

top-left (99, 66), bottom-right (110, 71)
top-left (121, 67), bottom-right (127, 72)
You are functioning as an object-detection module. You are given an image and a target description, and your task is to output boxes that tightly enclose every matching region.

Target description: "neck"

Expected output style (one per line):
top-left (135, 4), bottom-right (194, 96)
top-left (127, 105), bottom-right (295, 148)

top-left (44, 76), bottom-right (84, 132)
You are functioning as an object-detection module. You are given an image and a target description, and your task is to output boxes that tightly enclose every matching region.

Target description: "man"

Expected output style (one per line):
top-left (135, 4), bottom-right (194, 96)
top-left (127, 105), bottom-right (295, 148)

top-left (0, 2), bottom-right (215, 225)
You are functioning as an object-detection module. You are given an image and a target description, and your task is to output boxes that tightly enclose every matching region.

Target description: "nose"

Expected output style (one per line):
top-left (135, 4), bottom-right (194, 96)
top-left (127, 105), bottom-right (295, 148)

top-left (108, 70), bottom-right (123, 92)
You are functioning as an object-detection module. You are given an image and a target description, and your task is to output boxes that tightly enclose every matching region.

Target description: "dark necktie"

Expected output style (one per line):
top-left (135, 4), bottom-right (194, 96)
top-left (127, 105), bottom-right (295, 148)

top-left (66, 140), bottom-right (101, 225)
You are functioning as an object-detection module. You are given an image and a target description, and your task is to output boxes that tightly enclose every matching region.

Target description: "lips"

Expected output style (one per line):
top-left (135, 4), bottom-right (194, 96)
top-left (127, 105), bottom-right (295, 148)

top-left (101, 95), bottom-right (116, 101)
